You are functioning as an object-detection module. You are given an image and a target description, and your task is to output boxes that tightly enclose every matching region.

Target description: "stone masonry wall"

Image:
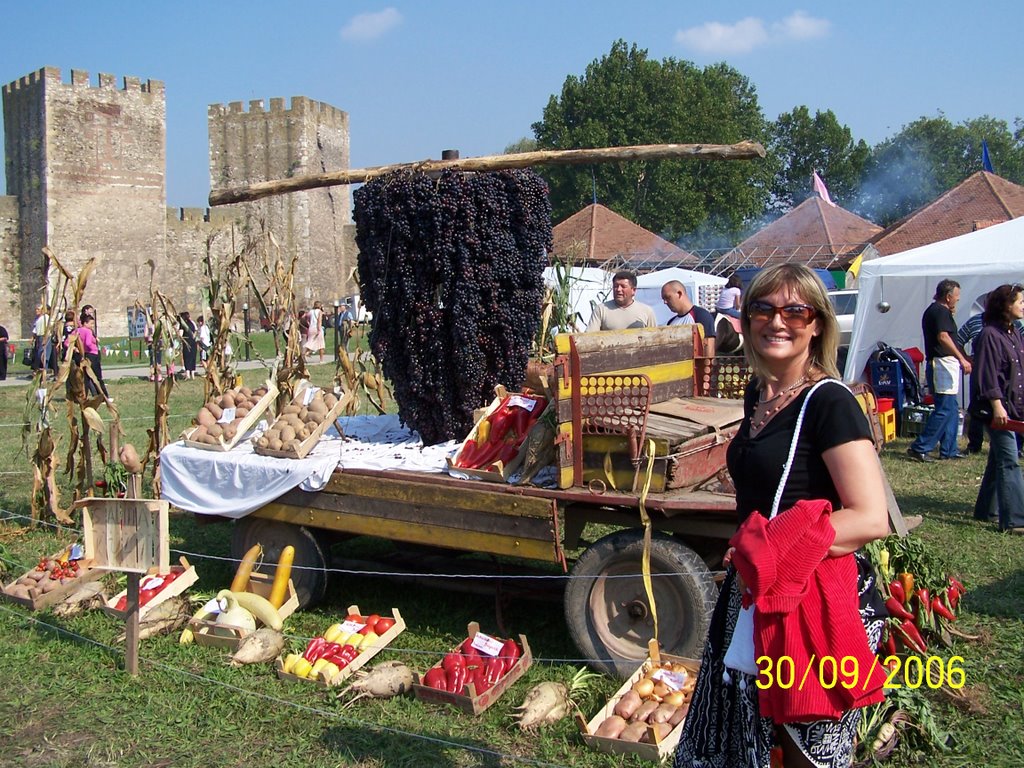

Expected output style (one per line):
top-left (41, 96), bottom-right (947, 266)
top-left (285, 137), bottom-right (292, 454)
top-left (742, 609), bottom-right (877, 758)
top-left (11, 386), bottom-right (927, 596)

top-left (208, 97), bottom-right (356, 307)
top-left (0, 195), bottom-right (19, 334)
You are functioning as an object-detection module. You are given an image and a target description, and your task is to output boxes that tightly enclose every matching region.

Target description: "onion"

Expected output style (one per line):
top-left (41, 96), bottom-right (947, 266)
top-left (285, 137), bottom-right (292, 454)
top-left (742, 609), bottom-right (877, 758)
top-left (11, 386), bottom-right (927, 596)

top-left (632, 678), bottom-right (656, 698)
top-left (663, 690), bottom-right (686, 708)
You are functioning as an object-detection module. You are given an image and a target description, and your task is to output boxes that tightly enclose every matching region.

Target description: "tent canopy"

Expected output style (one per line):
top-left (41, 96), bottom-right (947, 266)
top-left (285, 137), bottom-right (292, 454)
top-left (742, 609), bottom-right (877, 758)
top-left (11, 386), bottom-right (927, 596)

top-left (542, 265), bottom-right (614, 331)
top-left (635, 267), bottom-right (727, 325)
top-left (844, 217), bottom-right (1024, 381)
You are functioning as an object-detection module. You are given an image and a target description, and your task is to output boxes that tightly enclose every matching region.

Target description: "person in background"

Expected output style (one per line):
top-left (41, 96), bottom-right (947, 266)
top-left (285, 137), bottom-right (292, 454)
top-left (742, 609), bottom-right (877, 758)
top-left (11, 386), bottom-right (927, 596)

top-left (970, 284), bottom-right (1024, 533)
top-left (0, 322), bottom-right (8, 381)
top-left (715, 273), bottom-right (743, 319)
top-left (906, 279), bottom-right (972, 462)
top-left (72, 311), bottom-right (110, 400)
top-left (59, 310), bottom-right (78, 366)
top-left (674, 264), bottom-right (888, 768)
top-left (31, 304), bottom-right (50, 372)
top-left (337, 303), bottom-right (355, 354)
top-left (304, 300), bottom-right (326, 363)
top-left (179, 311), bottom-right (198, 380)
top-left (662, 280), bottom-right (717, 357)
top-left (197, 316), bottom-right (211, 365)
top-left (586, 271), bottom-right (657, 331)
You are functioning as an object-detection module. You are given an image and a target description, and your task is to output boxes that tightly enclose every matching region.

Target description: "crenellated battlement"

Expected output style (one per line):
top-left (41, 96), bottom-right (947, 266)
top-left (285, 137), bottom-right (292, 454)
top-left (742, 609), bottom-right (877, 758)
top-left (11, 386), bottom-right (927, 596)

top-left (208, 95), bottom-right (347, 124)
top-left (166, 205), bottom-right (242, 225)
top-left (2, 66), bottom-right (163, 96)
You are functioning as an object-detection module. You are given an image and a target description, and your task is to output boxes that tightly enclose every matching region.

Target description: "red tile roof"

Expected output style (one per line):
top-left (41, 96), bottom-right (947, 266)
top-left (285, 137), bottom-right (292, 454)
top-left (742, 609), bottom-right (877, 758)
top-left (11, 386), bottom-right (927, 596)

top-left (723, 196), bottom-right (881, 270)
top-left (551, 203), bottom-right (698, 268)
top-left (871, 172), bottom-right (1024, 255)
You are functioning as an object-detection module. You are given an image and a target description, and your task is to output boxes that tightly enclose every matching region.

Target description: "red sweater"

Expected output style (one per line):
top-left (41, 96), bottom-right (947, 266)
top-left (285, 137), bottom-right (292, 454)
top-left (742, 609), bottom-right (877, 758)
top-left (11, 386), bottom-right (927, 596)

top-left (730, 499), bottom-right (886, 723)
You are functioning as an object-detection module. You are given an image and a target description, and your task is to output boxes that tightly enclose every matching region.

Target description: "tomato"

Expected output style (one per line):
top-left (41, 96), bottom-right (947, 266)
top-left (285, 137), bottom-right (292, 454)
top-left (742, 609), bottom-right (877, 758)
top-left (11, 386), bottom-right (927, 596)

top-left (363, 614), bottom-right (380, 633)
top-left (374, 617), bottom-right (395, 633)
top-left (345, 613), bottom-right (364, 624)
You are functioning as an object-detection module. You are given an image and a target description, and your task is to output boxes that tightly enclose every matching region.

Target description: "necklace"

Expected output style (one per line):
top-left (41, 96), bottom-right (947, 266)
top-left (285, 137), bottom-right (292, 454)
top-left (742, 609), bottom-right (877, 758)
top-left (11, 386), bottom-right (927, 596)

top-left (758, 376), bottom-right (808, 404)
top-left (751, 376), bottom-right (809, 433)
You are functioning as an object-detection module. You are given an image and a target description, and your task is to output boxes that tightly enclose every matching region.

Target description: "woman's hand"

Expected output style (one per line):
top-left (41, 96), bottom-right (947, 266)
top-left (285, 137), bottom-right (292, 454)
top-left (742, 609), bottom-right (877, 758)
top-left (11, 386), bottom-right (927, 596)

top-left (991, 399), bottom-right (1009, 428)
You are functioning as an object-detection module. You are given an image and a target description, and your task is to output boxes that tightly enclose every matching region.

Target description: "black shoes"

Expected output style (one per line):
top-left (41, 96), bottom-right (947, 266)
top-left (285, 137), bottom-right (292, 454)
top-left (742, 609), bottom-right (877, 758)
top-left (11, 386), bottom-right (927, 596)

top-left (906, 448), bottom-right (934, 463)
top-left (940, 452), bottom-right (969, 460)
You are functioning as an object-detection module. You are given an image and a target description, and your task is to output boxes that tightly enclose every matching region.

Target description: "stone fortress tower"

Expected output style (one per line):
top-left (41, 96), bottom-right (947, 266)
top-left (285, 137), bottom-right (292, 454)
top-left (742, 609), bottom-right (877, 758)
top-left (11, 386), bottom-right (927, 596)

top-left (0, 66), bottom-right (356, 337)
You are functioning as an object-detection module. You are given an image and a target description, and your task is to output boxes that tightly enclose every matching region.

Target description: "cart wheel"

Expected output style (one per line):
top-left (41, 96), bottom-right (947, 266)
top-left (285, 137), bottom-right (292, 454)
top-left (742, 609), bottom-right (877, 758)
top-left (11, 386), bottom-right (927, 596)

top-left (231, 518), bottom-right (328, 609)
top-left (564, 529), bottom-right (717, 678)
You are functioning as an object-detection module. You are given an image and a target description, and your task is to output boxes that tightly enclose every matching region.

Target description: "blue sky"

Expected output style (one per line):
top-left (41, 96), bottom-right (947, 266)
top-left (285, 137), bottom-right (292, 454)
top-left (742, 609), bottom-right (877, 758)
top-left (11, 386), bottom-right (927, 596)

top-left (1, 1), bottom-right (1021, 207)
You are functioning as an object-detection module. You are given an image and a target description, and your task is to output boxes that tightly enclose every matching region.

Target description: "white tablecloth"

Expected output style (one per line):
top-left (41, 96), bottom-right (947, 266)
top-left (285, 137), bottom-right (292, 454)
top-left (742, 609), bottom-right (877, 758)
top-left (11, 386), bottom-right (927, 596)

top-left (160, 415), bottom-right (459, 518)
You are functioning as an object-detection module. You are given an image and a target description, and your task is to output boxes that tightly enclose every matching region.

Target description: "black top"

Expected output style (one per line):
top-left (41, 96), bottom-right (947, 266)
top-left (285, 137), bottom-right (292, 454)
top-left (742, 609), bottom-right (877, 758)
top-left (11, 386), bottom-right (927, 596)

top-left (726, 379), bottom-right (873, 524)
top-left (922, 301), bottom-right (958, 360)
top-left (972, 324), bottom-right (1024, 420)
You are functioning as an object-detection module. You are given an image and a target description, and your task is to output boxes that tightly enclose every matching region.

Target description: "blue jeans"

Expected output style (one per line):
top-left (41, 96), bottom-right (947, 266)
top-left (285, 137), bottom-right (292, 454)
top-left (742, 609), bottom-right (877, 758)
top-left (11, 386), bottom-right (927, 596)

top-left (910, 360), bottom-right (960, 457)
top-left (974, 427), bottom-right (1024, 529)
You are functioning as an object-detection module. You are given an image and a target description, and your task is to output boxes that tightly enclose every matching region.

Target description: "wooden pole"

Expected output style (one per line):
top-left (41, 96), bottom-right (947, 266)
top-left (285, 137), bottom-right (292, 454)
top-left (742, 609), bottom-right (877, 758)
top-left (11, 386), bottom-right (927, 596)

top-left (209, 141), bottom-right (766, 206)
top-left (125, 571), bottom-right (141, 675)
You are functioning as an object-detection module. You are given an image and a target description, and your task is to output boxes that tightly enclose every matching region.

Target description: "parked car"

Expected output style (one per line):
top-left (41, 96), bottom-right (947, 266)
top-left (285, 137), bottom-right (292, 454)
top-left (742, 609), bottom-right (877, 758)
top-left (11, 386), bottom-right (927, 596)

top-left (828, 289), bottom-right (857, 346)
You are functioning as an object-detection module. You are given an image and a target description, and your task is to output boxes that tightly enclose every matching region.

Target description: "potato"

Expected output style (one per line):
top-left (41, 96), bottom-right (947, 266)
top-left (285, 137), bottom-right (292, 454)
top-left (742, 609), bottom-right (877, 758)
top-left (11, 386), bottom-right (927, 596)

top-left (207, 423), bottom-right (224, 439)
top-left (286, 439), bottom-right (301, 452)
top-left (256, 437), bottom-right (269, 448)
top-left (594, 715), bottom-right (628, 739)
top-left (618, 721), bottom-right (648, 743)
top-left (207, 402), bottom-right (223, 419)
top-left (649, 703), bottom-right (677, 725)
top-left (613, 690), bottom-right (642, 720)
top-left (298, 406), bottom-right (308, 421)
top-left (669, 703), bottom-right (689, 726)
top-left (196, 408), bottom-right (216, 428)
top-left (279, 425), bottom-right (296, 442)
top-left (219, 392), bottom-right (236, 409)
top-left (630, 700), bottom-right (660, 723)
top-left (639, 721), bottom-right (672, 744)
top-left (282, 405), bottom-right (301, 415)
top-left (305, 418), bottom-right (319, 431)
top-left (190, 425), bottom-right (208, 440)
top-left (235, 407), bottom-right (249, 419)
top-left (297, 426), bottom-right (310, 441)
top-left (324, 393), bottom-right (338, 409)
top-left (7, 584), bottom-right (32, 600)
top-left (239, 386), bottom-right (252, 398)
top-left (268, 438), bottom-right (283, 451)
top-left (222, 424), bottom-right (237, 442)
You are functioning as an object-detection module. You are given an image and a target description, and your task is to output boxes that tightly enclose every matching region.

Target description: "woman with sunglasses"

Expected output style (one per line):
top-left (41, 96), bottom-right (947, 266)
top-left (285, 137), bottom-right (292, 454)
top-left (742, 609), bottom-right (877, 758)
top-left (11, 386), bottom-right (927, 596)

top-left (675, 264), bottom-right (889, 768)
top-left (971, 284), bottom-right (1024, 532)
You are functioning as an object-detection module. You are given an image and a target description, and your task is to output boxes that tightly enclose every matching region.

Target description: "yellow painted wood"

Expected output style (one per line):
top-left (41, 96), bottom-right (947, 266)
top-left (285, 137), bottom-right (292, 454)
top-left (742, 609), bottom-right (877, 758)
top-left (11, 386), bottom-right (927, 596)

top-left (252, 502), bottom-right (559, 562)
top-left (321, 473), bottom-right (551, 519)
top-left (582, 434), bottom-right (671, 456)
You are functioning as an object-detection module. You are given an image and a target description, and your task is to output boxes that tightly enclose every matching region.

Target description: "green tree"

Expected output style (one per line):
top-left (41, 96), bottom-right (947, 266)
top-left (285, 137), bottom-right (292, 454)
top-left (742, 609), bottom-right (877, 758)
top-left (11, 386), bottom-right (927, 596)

top-left (855, 114), bottom-right (1024, 226)
top-left (768, 106), bottom-right (870, 212)
top-left (532, 41), bottom-right (774, 245)
top-left (503, 137), bottom-right (537, 154)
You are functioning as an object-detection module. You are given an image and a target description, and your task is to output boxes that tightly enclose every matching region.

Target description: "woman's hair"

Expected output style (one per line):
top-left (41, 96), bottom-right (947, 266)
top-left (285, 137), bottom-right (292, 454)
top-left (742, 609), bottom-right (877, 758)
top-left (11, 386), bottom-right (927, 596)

top-left (983, 284), bottom-right (1022, 327)
top-left (64, 310), bottom-right (75, 322)
top-left (740, 264), bottom-right (841, 381)
top-left (726, 274), bottom-right (743, 290)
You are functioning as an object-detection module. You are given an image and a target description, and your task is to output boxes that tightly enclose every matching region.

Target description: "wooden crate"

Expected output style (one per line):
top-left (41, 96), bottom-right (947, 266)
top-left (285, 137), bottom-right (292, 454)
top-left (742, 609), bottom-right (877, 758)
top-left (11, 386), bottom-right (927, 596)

top-left (79, 497), bottom-right (170, 574)
top-left (103, 557), bottom-right (199, 620)
top-left (275, 605), bottom-right (406, 688)
top-left (182, 382), bottom-right (279, 451)
top-left (411, 622), bottom-right (532, 715)
top-left (579, 643), bottom-right (700, 762)
top-left (253, 387), bottom-right (352, 460)
top-left (188, 572), bottom-right (300, 650)
top-left (1, 545), bottom-right (104, 611)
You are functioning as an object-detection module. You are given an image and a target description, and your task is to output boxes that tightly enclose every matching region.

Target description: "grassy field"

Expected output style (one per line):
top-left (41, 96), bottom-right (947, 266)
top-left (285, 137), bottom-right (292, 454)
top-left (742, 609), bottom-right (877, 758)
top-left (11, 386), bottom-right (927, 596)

top-left (0, 374), bottom-right (1021, 767)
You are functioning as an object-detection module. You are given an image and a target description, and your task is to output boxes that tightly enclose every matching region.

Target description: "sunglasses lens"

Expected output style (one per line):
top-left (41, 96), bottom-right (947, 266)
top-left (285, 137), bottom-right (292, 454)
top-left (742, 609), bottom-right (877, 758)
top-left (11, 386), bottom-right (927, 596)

top-left (782, 305), bottom-right (814, 323)
top-left (748, 301), bottom-right (774, 320)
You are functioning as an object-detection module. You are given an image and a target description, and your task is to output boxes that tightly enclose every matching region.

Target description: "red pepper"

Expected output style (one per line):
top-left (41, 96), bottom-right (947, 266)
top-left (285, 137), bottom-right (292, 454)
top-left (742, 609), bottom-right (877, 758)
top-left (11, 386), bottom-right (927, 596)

top-left (487, 399), bottom-right (514, 442)
top-left (423, 667), bottom-right (448, 691)
top-left (883, 629), bottom-right (897, 657)
top-left (446, 664), bottom-right (468, 695)
top-left (454, 440), bottom-right (480, 469)
top-left (932, 596), bottom-right (956, 621)
top-left (442, 652), bottom-right (465, 673)
top-left (114, 595), bottom-right (128, 612)
top-left (459, 637), bottom-right (477, 655)
top-left (471, 665), bottom-right (490, 695)
top-left (949, 576), bottom-right (967, 595)
top-left (888, 580), bottom-right (906, 605)
top-left (462, 647), bottom-right (484, 670)
top-left (499, 638), bottom-right (520, 669)
top-left (303, 637), bottom-right (327, 662)
top-left (885, 596), bottom-right (915, 622)
top-left (484, 656), bottom-right (506, 686)
top-left (895, 618), bottom-right (928, 654)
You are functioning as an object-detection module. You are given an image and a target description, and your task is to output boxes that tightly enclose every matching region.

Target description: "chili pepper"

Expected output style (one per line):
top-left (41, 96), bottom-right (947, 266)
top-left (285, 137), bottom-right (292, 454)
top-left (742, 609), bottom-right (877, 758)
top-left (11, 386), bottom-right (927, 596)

top-left (914, 588), bottom-right (933, 630)
top-left (888, 580), bottom-right (906, 605)
top-left (423, 667), bottom-right (448, 691)
top-left (932, 596), bottom-right (956, 621)
top-left (303, 637), bottom-right (327, 662)
top-left (885, 596), bottom-right (915, 622)
top-left (484, 655), bottom-right (506, 686)
top-left (446, 663), bottom-right (468, 695)
top-left (898, 572), bottom-right (915, 598)
top-left (499, 638), bottom-right (520, 669)
top-left (895, 618), bottom-right (928, 654)
top-left (949, 576), bottom-right (967, 595)
top-left (884, 630), bottom-right (897, 657)
top-left (946, 587), bottom-right (960, 610)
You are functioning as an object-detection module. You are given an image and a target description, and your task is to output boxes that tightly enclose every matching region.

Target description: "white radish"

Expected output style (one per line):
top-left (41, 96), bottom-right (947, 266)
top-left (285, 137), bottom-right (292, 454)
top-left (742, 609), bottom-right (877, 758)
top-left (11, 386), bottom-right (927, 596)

top-left (336, 661), bottom-right (414, 707)
top-left (230, 627), bottom-right (285, 666)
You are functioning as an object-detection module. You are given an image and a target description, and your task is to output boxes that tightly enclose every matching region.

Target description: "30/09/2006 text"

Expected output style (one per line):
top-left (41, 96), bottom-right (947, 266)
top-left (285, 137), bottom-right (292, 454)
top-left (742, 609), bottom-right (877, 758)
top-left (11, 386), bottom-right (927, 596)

top-left (756, 655), bottom-right (965, 691)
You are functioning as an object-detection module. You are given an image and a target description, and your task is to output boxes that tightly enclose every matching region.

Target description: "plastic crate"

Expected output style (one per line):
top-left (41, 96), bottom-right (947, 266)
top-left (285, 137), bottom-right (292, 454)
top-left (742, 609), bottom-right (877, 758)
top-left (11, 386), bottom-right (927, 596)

top-left (877, 397), bottom-right (895, 413)
top-left (869, 362), bottom-right (905, 410)
top-left (881, 408), bottom-right (897, 442)
top-left (900, 405), bottom-right (933, 437)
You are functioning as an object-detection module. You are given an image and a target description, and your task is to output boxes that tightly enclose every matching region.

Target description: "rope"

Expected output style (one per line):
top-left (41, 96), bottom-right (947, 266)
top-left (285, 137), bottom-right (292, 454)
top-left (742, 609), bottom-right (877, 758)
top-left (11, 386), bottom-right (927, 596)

top-left (637, 437), bottom-right (658, 643)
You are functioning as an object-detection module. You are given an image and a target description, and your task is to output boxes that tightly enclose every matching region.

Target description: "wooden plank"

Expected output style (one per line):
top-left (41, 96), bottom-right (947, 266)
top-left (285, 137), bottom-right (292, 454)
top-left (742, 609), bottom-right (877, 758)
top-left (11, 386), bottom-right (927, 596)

top-left (643, 413), bottom-right (707, 440)
top-left (557, 360), bottom-right (695, 399)
top-left (211, 142), bottom-right (767, 205)
top-left (573, 339), bottom-right (695, 376)
top-left (649, 397), bottom-right (745, 428)
top-left (555, 324), bottom-right (695, 355)
top-left (320, 472), bottom-right (553, 519)
top-left (254, 501), bottom-right (560, 563)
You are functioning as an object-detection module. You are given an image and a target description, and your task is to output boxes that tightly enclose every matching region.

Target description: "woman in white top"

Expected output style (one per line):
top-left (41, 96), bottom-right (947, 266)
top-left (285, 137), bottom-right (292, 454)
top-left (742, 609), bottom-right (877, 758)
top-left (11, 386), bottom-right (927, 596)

top-left (716, 274), bottom-right (743, 319)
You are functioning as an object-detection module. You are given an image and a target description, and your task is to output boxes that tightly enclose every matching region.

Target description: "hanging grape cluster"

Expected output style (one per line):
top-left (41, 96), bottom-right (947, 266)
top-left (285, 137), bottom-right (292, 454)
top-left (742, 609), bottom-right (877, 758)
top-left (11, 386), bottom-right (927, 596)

top-left (354, 168), bottom-right (552, 445)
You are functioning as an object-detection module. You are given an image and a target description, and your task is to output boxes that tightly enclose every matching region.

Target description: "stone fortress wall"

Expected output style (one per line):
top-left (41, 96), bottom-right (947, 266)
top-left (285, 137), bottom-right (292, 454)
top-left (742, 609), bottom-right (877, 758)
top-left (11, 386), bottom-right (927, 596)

top-left (1, 66), bottom-right (356, 338)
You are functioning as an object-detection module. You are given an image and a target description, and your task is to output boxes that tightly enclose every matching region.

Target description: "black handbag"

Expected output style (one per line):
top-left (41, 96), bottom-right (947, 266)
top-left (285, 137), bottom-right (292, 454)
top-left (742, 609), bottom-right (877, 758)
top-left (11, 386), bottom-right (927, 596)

top-left (968, 398), bottom-right (992, 425)
top-left (21, 346), bottom-right (33, 367)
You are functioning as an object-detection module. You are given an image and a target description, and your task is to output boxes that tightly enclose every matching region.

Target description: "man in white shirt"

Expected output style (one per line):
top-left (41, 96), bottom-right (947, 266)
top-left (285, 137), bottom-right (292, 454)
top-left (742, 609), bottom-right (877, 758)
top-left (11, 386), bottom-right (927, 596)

top-left (586, 271), bottom-right (657, 331)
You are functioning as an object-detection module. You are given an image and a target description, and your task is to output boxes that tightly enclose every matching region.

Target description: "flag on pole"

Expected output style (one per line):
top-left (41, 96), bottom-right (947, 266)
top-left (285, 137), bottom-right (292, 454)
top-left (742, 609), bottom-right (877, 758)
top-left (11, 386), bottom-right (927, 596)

top-left (812, 170), bottom-right (835, 206)
top-left (982, 140), bottom-right (994, 173)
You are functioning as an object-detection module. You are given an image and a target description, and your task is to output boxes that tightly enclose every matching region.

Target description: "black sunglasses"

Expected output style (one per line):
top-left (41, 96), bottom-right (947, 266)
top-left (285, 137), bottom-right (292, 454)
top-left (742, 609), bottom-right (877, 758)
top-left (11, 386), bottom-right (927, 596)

top-left (747, 300), bottom-right (818, 327)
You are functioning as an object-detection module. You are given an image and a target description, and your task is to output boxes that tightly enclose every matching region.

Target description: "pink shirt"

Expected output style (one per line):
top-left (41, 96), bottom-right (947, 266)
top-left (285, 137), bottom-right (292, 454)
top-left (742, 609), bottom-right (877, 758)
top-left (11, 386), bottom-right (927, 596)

top-left (74, 325), bottom-right (99, 355)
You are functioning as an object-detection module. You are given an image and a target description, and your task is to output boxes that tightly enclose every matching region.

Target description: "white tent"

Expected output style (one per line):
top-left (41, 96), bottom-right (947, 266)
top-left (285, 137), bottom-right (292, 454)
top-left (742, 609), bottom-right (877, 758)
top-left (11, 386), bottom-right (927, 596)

top-left (542, 266), bottom-right (614, 331)
top-left (844, 216), bottom-right (1024, 381)
top-left (635, 268), bottom-right (727, 325)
